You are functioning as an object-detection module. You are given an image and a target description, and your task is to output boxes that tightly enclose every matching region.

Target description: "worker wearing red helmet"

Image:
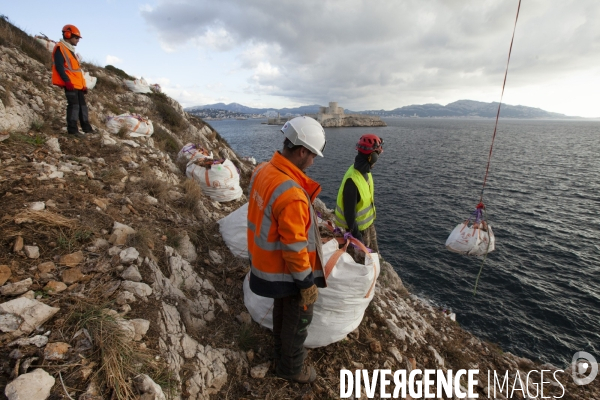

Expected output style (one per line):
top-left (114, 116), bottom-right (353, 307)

top-left (334, 133), bottom-right (383, 252)
top-left (51, 24), bottom-right (94, 137)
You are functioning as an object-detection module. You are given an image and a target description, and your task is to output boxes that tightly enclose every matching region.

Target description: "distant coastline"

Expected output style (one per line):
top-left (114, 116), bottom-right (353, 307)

top-left (185, 99), bottom-right (585, 120)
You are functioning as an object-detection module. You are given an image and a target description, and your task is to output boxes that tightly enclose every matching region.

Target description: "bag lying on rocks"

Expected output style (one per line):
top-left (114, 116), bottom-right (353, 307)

top-left (84, 72), bottom-right (97, 90)
top-left (106, 113), bottom-right (154, 137)
top-left (186, 158), bottom-right (243, 202)
top-left (217, 203), bottom-right (249, 258)
top-left (445, 221), bottom-right (495, 256)
top-left (124, 77), bottom-right (152, 94)
top-left (35, 35), bottom-right (56, 53)
top-left (243, 237), bottom-right (380, 348)
top-left (177, 143), bottom-right (213, 164)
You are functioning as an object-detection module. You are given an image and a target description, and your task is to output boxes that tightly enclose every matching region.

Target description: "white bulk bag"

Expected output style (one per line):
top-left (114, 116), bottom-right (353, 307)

top-left (106, 113), bottom-right (154, 137)
top-left (35, 35), bottom-right (56, 53)
top-left (124, 77), bottom-right (152, 94)
top-left (83, 72), bottom-right (97, 90)
top-left (445, 222), bottom-right (495, 256)
top-left (243, 238), bottom-right (380, 348)
top-left (186, 159), bottom-right (243, 203)
top-left (217, 203), bottom-right (249, 258)
top-left (177, 143), bottom-right (212, 163)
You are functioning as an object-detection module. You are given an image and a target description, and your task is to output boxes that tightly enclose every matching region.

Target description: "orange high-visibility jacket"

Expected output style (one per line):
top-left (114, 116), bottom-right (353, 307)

top-left (51, 42), bottom-right (85, 89)
top-left (248, 151), bottom-right (326, 298)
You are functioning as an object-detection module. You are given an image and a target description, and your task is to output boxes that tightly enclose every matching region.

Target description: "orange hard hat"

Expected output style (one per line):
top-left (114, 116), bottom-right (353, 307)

top-left (62, 25), bottom-right (81, 39)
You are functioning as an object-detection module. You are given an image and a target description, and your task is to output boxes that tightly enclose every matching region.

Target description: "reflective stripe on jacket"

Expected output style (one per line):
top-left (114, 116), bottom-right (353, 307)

top-left (52, 42), bottom-right (85, 89)
top-left (334, 165), bottom-right (375, 231)
top-left (248, 151), bottom-right (325, 298)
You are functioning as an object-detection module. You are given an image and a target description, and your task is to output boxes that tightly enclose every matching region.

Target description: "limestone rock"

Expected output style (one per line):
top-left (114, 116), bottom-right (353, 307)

top-left (121, 265), bottom-right (142, 282)
top-left (93, 198), bottom-right (108, 210)
top-left (29, 201), bottom-right (45, 211)
top-left (44, 280), bottom-right (67, 294)
top-left (119, 247), bottom-right (139, 264)
top-left (370, 340), bottom-right (383, 353)
top-left (45, 137), bottom-right (61, 153)
top-left (1, 278), bottom-right (33, 296)
top-left (236, 312), bottom-right (252, 325)
top-left (8, 334), bottom-right (49, 348)
top-left (4, 368), bottom-right (55, 400)
top-left (250, 362), bottom-right (270, 379)
top-left (23, 246), bottom-right (40, 259)
top-left (61, 267), bottom-right (84, 284)
top-left (115, 290), bottom-right (136, 305)
top-left (37, 262), bottom-right (55, 274)
top-left (13, 236), bottom-right (24, 252)
top-left (181, 334), bottom-right (199, 359)
top-left (120, 281), bottom-right (152, 298)
top-left (59, 251), bottom-right (84, 267)
top-left (177, 234), bottom-right (197, 262)
top-left (0, 297), bottom-right (60, 337)
top-left (86, 238), bottom-right (110, 252)
top-left (145, 195), bottom-right (158, 205)
top-left (109, 222), bottom-right (136, 245)
top-left (44, 342), bottom-right (71, 360)
top-left (209, 250), bottom-right (223, 264)
top-left (0, 264), bottom-right (11, 286)
top-left (134, 374), bottom-right (166, 400)
top-left (130, 318), bottom-right (150, 341)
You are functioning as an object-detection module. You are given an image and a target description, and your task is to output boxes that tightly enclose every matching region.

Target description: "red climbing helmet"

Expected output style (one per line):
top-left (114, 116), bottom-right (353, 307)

top-left (356, 133), bottom-right (383, 154)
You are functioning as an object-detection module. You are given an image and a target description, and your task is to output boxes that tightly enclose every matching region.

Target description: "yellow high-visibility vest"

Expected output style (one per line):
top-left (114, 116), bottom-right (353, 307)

top-left (334, 166), bottom-right (375, 231)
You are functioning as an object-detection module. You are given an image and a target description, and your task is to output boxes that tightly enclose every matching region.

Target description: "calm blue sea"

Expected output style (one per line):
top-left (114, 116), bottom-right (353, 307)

top-left (210, 117), bottom-right (600, 366)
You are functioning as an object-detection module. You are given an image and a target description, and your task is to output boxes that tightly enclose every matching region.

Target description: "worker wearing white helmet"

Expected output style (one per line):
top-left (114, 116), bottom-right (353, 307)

top-left (247, 116), bottom-right (326, 384)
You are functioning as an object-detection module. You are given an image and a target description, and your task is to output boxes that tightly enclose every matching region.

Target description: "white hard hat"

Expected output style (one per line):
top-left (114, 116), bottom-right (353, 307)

top-left (281, 116), bottom-right (326, 157)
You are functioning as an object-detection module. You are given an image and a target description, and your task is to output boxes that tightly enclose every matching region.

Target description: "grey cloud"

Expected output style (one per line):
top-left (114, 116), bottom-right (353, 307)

top-left (142, 0), bottom-right (600, 109)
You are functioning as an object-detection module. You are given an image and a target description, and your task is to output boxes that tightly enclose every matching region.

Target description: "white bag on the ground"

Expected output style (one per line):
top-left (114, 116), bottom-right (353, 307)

top-left (106, 113), bottom-right (154, 137)
top-left (217, 203), bottom-right (249, 258)
top-left (445, 222), bottom-right (495, 256)
top-left (124, 77), bottom-right (152, 94)
top-left (35, 35), bottom-right (56, 53)
top-left (177, 143), bottom-right (213, 163)
top-left (84, 72), bottom-right (97, 90)
top-left (186, 159), bottom-right (243, 202)
top-left (243, 238), bottom-right (381, 348)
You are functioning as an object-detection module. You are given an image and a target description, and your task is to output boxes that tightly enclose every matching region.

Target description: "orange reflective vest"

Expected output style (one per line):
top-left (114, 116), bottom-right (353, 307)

top-left (248, 151), bottom-right (326, 298)
top-left (51, 42), bottom-right (85, 89)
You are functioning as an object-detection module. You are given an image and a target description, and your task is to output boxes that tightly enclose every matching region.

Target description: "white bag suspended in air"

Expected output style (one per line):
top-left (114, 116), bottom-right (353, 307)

top-left (124, 77), bottom-right (152, 94)
top-left (186, 159), bottom-right (243, 203)
top-left (217, 203), bottom-right (249, 258)
top-left (243, 238), bottom-right (380, 348)
top-left (445, 222), bottom-right (495, 256)
top-left (83, 72), bottom-right (97, 90)
top-left (106, 113), bottom-right (154, 137)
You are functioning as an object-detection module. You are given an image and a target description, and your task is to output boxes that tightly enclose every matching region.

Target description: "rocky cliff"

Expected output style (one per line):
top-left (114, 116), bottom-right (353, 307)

top-left (0, 17), bottom-right (597, 400)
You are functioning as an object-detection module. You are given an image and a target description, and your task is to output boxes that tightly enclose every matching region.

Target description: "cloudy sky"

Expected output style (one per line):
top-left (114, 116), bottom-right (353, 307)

top-left (5, 0), bottom-right (600, 117)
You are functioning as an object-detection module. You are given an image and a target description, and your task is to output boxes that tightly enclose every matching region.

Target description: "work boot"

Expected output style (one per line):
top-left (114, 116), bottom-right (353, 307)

top-left (276, 364), bottom-right (316, 384)
top-left (68, 131), bottom-right (86, 139)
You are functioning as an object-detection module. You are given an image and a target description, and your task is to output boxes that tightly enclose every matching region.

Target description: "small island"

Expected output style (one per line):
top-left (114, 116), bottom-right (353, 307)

top-left (268, 101), bottom-right (386, 127)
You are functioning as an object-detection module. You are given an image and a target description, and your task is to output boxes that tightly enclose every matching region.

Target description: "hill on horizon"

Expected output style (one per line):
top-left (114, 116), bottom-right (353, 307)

top-left (185, 100), bottom-right (580, 119)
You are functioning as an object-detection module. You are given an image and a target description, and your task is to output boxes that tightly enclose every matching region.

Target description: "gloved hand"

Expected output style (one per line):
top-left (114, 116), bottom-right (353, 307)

top-left (81, 87), bottom-right (88, 94)
top-left (65, 82), bottom-right (75, 91)
top-left (300, 284), bottom-right (318, 306)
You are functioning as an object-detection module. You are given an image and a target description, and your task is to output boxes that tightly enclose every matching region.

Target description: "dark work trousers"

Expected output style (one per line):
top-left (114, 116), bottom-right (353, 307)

top-left (273, 294), bottom-right (313, 376)
top-left (65, 89), bottom-right (92, 134)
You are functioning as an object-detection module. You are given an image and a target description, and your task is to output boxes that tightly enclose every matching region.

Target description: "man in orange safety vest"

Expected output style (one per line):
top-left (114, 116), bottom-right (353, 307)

top-left (248, 116), bottom-right (327, 384)
top-left (51, 24), bottom-right (94, 137)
